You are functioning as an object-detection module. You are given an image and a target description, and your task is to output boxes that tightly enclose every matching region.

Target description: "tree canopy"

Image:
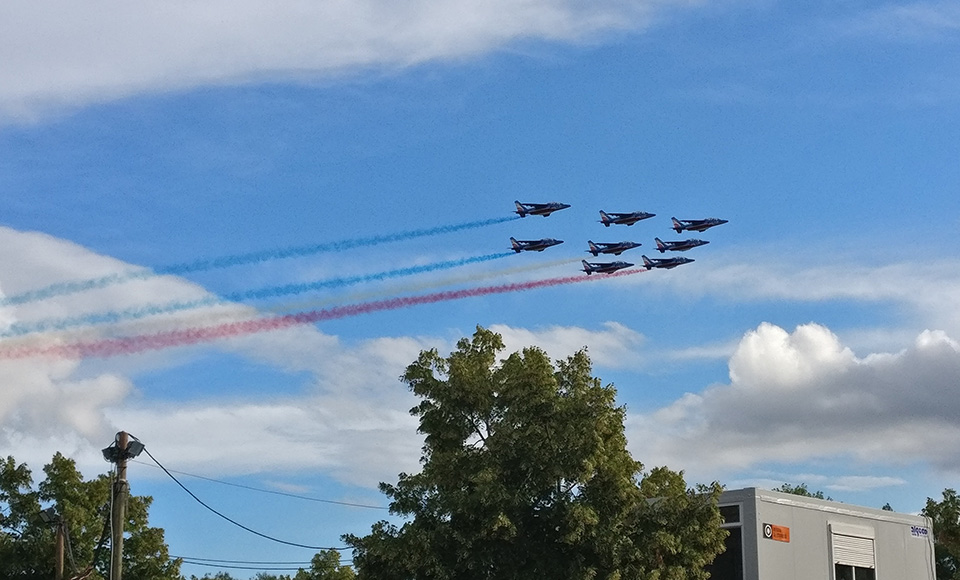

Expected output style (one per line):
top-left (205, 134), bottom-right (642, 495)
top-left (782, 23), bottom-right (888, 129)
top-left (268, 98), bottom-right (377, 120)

top-left (345, 326), bottom-right (726, 580)
top-left (923, 488), bottom-right (960, 580)
top-left (772, 483), bottom-right (832, 501)
top-left (0, 452), bottom-right (179, 580)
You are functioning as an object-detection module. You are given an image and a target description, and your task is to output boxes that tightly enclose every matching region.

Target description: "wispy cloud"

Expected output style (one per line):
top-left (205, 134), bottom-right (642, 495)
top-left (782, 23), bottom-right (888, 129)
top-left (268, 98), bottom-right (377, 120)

top-left (490, 321), bottom-right (647, 369)
top-left (728, 473), bottom-right (907, 494)
top-left (842, 2), bottom-right (960, 41)
top-left (0, 0), bottom-right (694, 120)
top-left (631, 255), bottom-right (960, 338)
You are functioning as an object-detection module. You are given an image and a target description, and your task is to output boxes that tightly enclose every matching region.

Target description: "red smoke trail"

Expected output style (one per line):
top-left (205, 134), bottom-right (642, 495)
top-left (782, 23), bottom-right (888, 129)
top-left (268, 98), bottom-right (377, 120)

top-left (0, 268), bottom-right (644, 360)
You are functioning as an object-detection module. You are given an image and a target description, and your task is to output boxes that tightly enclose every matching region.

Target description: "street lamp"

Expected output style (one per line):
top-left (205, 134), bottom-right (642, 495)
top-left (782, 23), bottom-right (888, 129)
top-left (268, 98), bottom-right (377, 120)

top-left (101, 436), bottom-right (144, 464)
top-left (101, 431), bottom-right (142, 580)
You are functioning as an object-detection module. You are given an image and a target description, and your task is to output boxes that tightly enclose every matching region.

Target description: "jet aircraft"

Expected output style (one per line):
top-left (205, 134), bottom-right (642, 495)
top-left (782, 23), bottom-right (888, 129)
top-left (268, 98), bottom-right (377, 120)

top-left (599, 210), bottom-right (656, 227)
top-left (511, 237), bottom-right (564, 253)
top-left (581, 259), bottom-right (634, 275)
top-left (671, 217), bottom-right (728, 233)
top-left (654, 237), bottom-right (710, 253)
top-left (587, 240), bottom-right (642, 256)
top-left (515, 200), bottom-right (571, 217)
top-left (642, 255), bottom-right (694, 270)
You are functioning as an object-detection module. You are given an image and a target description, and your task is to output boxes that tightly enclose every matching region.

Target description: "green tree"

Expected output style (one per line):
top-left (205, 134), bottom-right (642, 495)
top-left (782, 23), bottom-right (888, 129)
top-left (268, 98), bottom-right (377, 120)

top-left (250, 550), bottom-right (355, 580)
top-left (345, 326), bottom-right (726, 580)
top-left (292, 550), bottom-right (355, 580)
top-left (922, 488), bottom-right (960, 580)
top-left (772, 482), bottom-right (832, 501)
top-left (0, 452), bottom-right (180, 579)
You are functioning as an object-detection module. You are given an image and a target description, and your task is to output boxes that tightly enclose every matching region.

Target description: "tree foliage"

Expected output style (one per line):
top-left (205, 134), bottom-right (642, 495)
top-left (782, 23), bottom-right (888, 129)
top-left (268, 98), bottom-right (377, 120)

top-left (772, 483), bottom-right (832, 501)
top-left (923, 488), bottom-right (960, 580)
top-left (242, 550), bottom-right (356, 580)
top-left (345, 327), bottom-right (726, 580)
top-left (0, 453), bottom-right (179, 580)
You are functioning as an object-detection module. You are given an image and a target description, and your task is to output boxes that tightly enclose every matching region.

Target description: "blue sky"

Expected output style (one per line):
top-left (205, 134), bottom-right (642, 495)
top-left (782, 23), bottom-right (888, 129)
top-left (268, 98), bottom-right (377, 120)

top-left (2, 0), bottom-right (960, 576)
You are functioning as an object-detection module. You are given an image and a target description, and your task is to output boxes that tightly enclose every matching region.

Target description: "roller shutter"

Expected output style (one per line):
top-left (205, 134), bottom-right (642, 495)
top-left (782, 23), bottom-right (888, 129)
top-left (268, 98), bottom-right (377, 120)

top-left (830, 523), bottom-right (876, 569)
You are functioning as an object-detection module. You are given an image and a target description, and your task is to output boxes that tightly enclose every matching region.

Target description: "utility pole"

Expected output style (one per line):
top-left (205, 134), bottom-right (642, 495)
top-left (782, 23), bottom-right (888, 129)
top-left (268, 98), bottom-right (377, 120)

top-left (55, 519), bottom-right (64, 580)
top-left (101, 431), bottom-right (143, 580)
top-left (41, 507), bottom-right (65, 580)
top-left (111, 431), bottom-right (129, 580)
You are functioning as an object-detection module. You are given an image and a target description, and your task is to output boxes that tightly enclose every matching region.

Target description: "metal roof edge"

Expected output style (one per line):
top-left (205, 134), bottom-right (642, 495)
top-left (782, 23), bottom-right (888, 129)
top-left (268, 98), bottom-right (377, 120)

top-left (720, 487), bottom-right (931, 527)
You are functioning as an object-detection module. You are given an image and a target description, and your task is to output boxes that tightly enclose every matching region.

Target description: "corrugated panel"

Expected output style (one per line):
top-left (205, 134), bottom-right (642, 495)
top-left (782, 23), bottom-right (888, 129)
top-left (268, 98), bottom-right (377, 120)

top-left (833, 534), bottom-right (875, 568)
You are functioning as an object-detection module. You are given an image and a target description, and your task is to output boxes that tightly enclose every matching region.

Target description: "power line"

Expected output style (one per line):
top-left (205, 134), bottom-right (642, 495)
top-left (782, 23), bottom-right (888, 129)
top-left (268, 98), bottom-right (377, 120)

top-left (178, 560), bottom-right (306, 571)
top-left (172, 556), bottom-right (314, 564)
top-left (131, 459), bottom-right (388, 510)
top-left (142, 447), bottom-right (348, 551)
top-left (172, 555), bottom-right (355, 570)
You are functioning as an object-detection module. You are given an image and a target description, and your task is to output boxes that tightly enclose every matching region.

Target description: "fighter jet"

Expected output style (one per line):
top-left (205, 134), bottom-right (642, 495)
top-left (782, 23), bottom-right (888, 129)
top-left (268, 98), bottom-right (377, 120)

top-left (671, 217), bottom-right (728, 233)
top-left (599, 210), bottom-right (656, 227)
top-left (511, 237), bottom-right (564, 253)
top-left (582, 259), bottom-right (634, 275)
top-left (642, 255), bottom-right (694, 270)
top-left (587, 240), bottom-right (642, 256)
top-left (515, 200), bottom-right (571, 218)
top-left (654, 237), bottom-right (710, 253)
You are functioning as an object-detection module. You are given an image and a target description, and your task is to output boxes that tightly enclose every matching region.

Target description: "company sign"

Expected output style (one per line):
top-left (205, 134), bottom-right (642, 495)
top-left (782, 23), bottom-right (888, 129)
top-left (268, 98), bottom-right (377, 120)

top-left (911, 526), bottom-right (930, 538)
top-left (763, 523), bottom-right (791, 543)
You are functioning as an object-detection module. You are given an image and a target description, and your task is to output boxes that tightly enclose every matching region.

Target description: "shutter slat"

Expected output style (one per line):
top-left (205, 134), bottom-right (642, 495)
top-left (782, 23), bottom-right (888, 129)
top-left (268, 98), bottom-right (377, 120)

top-left (833, 534), bottom-right (875, 569)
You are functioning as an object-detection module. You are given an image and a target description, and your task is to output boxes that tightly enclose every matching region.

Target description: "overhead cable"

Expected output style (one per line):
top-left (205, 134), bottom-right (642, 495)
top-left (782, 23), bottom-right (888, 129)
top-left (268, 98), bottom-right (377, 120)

top-left (131, 459), bottom-right (387, 510)
top-left (142, 447), bottom-right (348, 551)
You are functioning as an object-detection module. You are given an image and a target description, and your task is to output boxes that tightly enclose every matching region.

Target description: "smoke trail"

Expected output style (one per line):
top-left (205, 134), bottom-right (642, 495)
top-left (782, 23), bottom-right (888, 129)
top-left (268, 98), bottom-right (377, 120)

top-left (0, 216), bottom-right (518, 307)
top-left (15, 258), bottom-right (579, 342)
top-left (265, 257), bottom-right (582, 315)
top-left (0, 268), bottom-right (645, 360)
top-left (2, 253), bottom-right (514, 337)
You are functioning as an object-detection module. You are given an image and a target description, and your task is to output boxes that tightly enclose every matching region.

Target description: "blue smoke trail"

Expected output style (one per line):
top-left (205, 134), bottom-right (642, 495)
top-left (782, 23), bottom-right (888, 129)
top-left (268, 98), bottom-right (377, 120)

top-left (0, 216), bottom-right (518, 306)
top-left (2, 252), bottom-right (515, 337)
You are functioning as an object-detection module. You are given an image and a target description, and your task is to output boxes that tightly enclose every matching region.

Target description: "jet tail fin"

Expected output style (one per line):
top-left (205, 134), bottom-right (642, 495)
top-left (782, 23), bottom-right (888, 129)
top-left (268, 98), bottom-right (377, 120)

top-left (511, 237), bottom-right (522, 252)
top-left (587, 241), bottom-right (600, 256)
top-left (581, 260), bottom-right (593, 274)
top-left (655, 238), bottom-right (666, 253)
top-left (642, 255), bottom-right (654, 269)
top-left (599, 210), bottom-right (613, 226)
top-left (515, 201), bottom-right (527, 217)
top-left (671, 217), bottom-right (683, 233)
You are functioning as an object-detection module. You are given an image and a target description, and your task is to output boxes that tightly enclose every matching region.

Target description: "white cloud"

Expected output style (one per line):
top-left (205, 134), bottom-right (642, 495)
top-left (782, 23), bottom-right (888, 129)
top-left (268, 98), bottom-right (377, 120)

top-left (627, 322), bottom-right (960, 480)
top-left (0, 0), bottom-right (695, 120)
top-left (490, 321), bottom-right (646, 368)
top-left (0, 358), bottom-right (131, 443)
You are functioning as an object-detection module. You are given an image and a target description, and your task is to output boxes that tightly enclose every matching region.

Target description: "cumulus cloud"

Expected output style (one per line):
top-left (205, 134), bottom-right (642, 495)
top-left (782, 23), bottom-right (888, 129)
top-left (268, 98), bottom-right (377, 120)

top-left (0, 0), bottom-right (693, 120)
top-left (0, 358), bottom-right (131, 442)
top-left (627, 322), bottom-right (960, 479)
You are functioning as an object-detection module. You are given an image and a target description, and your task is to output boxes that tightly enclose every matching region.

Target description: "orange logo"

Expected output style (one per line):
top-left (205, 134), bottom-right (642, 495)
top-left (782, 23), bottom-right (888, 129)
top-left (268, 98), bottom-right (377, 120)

top-left (763, 523), bottom-right (790, 543)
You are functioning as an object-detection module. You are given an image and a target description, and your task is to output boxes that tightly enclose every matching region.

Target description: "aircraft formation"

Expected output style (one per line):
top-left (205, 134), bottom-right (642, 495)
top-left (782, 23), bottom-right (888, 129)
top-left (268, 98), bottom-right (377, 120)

top-left (511, 200), bottom-right (727, 275)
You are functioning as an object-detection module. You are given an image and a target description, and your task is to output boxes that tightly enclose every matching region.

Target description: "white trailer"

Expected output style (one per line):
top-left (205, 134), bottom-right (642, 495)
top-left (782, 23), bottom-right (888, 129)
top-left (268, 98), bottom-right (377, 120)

top-left (706, 488), bottom-right (936, 580)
